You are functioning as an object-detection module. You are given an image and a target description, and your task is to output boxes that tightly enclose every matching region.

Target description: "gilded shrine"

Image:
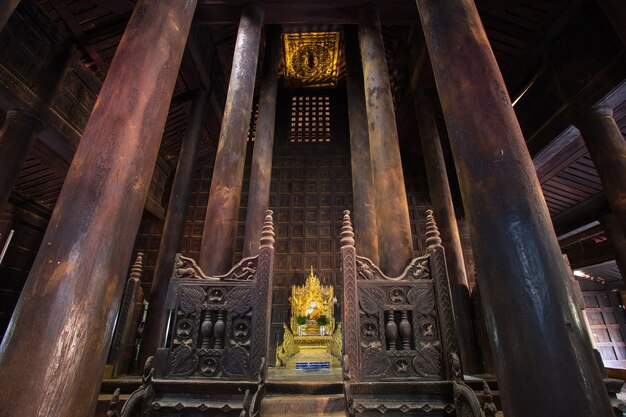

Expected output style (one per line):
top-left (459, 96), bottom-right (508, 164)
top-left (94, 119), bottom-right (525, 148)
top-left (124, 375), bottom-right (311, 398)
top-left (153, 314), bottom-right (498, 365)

top-left (275, 268), bottom-right (342, 369)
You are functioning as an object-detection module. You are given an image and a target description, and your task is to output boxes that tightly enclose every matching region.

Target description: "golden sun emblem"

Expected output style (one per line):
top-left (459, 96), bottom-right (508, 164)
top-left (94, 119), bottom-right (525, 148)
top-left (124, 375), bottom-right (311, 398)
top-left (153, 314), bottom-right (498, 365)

top-left (283, 32), bottom-right (340, 88)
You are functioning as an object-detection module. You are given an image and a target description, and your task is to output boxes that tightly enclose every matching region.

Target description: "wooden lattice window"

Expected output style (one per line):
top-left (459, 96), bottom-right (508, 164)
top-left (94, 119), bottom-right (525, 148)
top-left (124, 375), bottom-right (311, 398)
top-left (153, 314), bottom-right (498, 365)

top-left (289, 95), bottom-right (331, 143)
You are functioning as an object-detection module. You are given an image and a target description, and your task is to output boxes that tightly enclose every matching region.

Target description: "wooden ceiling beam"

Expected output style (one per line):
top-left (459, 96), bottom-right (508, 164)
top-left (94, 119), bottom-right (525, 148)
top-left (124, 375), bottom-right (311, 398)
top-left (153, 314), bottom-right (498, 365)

top-left (49, 0), bottom-right (108, 72)
top-left (90, 0), bottom-right (134, 15)
top-left (193, 4), bottom-right (419, 25)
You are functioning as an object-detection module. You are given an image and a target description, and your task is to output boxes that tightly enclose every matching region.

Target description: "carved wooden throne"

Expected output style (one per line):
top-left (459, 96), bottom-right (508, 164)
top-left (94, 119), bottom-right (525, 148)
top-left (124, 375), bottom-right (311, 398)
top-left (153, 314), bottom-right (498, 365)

top-left (340, 210), bottom-right (495, 417)
top-left (146, 211), bottom-right (276, 416)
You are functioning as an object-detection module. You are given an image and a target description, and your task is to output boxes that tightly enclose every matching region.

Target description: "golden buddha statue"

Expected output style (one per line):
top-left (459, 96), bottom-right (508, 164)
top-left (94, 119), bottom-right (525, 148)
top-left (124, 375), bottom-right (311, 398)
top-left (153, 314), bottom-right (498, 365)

top-left (276, 267), bottom-right (342, 369)
top-left (288, 266), bottom-right (335, 335)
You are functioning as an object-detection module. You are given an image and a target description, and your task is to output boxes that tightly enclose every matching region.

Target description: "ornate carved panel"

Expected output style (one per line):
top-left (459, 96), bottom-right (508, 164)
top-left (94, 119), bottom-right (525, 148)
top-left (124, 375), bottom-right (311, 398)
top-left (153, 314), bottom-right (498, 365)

top-left (341, 211), bottom-right (461, 383)
top-left (162, 230), bottom-right (274, 381)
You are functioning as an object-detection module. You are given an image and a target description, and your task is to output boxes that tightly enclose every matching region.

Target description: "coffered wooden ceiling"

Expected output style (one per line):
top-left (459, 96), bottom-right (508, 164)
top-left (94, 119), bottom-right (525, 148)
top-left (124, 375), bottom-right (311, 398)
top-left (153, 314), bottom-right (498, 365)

top-left (12, 0), bottom-right (626, 270)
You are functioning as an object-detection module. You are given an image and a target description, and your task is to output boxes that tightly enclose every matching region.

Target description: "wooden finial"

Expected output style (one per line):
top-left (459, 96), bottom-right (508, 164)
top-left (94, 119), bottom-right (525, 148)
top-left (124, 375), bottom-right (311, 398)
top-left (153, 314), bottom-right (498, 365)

top-left (425, 210), bottom-right (442, 249)
top-left (340, 210), bottom-right (355, 248)
top-left (130, 252), bottom-right (144, 281)
top-left (482, 380), bottom-right (498, 417)
top-left (260, 210), bottom-right (275, 247)
top-left (106, 388), bottom-right (120, 417)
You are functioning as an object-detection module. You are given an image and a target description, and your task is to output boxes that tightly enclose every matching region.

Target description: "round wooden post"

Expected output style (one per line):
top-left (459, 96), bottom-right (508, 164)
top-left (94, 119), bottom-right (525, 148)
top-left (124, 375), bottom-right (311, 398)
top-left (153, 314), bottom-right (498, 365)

top-left (576, 106), bottom-right (626, 237)
top-left (0, 45), bottom-right (74, 214)
top-left (200, 5), bottom-right (264, 274)
top-left (138, 90), bottom-right (208, 368)
top-left (597, 0), bottom-right (626, 46)
top-left (0, 109), bottom-right (42, 211)
top-left (415, 93), bottom-right (481, 374)
top-left (600, 213), bottom-right (626, 281)
top-left (243, 25), bottom-right (280, 258)
top-left (344, 26), bottom-right (380, 265)
top-left (358, 5), bottom-right (414, 275)
top-left (0, 1), bottom-right (197, 415)
top-left (415, 0), bottom-right (614, 415)
top-left (0, 0), bottom-right (20, 33)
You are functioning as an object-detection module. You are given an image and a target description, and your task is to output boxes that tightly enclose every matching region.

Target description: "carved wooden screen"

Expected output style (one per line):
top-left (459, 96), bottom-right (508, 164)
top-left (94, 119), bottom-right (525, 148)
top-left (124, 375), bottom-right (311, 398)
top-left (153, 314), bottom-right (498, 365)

top-left (159, 216), bottom-right (274, 380)
top-left (341, 211), bottom-right (460, 382)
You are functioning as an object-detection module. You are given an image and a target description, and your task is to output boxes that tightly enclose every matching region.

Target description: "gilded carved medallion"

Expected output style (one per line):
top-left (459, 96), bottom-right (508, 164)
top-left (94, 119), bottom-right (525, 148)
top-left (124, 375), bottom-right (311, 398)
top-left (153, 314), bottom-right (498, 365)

top-left (283, 32), bottom-right (340, 88)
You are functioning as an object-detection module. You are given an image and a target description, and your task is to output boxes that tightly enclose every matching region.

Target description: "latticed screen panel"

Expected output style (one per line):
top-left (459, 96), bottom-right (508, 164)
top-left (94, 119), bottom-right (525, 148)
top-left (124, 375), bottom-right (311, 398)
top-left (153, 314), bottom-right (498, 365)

top-left (267, 154), bottom-right (353, 362)
top-left (289, 95), bottom-right (332, 143)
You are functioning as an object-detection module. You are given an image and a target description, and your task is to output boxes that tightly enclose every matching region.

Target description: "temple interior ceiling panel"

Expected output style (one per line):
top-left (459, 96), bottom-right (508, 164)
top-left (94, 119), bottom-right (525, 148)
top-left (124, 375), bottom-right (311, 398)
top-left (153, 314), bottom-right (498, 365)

top-left (283, 31), bottom-right (340, 88)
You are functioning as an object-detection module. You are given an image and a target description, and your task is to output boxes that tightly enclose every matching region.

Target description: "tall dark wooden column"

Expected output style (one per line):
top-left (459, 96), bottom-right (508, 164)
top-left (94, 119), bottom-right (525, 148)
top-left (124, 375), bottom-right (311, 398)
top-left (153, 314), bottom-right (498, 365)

top-left (345, 26), bottom-right (379, 265)
top-left (0, 109), bottom-right (42, 211)
top-left (597, 0), bottom-right (626, 46)
top-left (415, 1), bottom-right (614, 416)
top-left (138, 90), bottom-right (208, 367)
top-left (0, 1), bottom-right (197, 416)
top-left (600, 213), bottom-right (626, 280)
top-left (200, 5), bottom-right (263, 274)
top-left (415, 93), bottom-right (481, 374)
top-left (358, 6), bottom-right (413, 275)
top-left (243, 26), bottom-right (280, 258)
top-left (0, 45), bottom-right (73, 214)
top-left (576, 107), bottom-right (626, 236)
top-left (0, 0), bottom-right (20, 33)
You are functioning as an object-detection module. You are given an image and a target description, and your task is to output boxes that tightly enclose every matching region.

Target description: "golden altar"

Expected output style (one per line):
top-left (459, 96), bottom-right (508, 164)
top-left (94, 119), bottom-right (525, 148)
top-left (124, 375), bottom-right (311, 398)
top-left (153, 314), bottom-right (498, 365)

top-left (275, 268), bottom-right (342, 369)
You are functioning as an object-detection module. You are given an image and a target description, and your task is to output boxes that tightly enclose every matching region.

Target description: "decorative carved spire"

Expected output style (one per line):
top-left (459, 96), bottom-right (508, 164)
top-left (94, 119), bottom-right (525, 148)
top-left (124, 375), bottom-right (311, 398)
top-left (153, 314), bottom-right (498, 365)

top-left (130, 252), bottom-right (144, 281)
top-left (260, 210), bottom-right (275, 247)
top-left (340, 210), bottom-right (355, 248)
top-left (482, 380), bottom-right (498, 417)
top-left (425, 210), bottom-right (442, 250)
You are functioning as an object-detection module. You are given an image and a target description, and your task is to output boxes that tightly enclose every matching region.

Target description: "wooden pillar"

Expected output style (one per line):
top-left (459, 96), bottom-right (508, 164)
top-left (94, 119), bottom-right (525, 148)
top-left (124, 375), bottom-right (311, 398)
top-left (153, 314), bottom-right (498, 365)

top-left (597, 0), bottom-right (626, 46)
top-left (344, 26), bottom-right (379, 265)
top-left (415, 93), bottom-right (481, 374)
top-left (243, 26), bottom-right (280, 258)
top-left (0, 109), bottom-right (42, 212)
top-left (358, 6), bottom-right (414, 275)
top-left (415, 1), bottom-right (614, 416)
top-left (576, 107), bottom-right (626, 236)
top-left (0, 0), bottom-right (20, 33)
top-left (600, 213), bottom-right (626, 281)
top-left (200, 5), bottom-right (264, 274)
top-left (0, 1), bottom-right (196, 416)
top-left (138, 90), bottom-right (208, 368)
top-left (0, 45), bottom-right (73, 214)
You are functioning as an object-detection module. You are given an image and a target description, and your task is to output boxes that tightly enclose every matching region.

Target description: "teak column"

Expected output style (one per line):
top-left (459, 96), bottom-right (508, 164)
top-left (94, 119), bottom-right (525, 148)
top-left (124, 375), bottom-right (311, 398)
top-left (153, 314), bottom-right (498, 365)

top-left (200, 5), bottom-right (264, 274)
top-left (243, 26), bottom-right (280, 258)
top-left (415, 1), bottom-right (614, 416)
top-left (600, 213), bottom-right (626, 280)
top-left (359, 6), bottom-right (414, 275)
top-left (415, 93), bottom-right (481, 374)
top-left (345, 26), bottom-right (379, 265)
top-left (0, 45), bottom-right (73, 214)
top-left (0, 109), bottom-right (42, 211)
top-left (597, 0), bottom-right (626, 46)
top-left (576, 107), bottom-right (626, 236)
top-left (138, 90), bottom-right (208, 367)
top-left (0, 1), bottom-right (197, 416)
top-left (0, 0), bottom-right (20, 33)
